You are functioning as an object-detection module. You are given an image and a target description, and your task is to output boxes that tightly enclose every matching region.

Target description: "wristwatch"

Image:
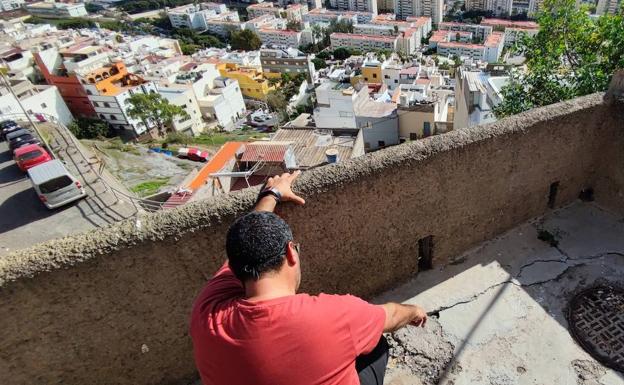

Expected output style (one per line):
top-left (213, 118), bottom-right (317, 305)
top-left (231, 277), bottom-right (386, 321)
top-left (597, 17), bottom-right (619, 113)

top-left (257, 187), bottom-right (282, 203)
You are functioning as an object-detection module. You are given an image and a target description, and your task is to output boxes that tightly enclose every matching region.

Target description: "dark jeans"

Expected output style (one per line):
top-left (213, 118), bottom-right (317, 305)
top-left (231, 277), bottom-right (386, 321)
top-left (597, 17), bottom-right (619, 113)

top-left (356, 337), bottom-right (389, 385)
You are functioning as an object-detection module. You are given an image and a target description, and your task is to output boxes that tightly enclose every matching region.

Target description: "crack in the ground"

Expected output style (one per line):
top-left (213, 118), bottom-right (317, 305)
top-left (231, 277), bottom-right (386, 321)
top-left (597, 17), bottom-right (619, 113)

top-left (428, 251), bottom-right (624, 316)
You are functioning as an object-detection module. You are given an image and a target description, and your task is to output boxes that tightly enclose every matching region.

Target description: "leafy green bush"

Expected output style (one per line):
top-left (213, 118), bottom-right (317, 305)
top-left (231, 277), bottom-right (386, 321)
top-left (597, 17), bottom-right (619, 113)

top-left (163, 132), bottom-right (193, 146)
top-left (131, 178), bottom-right (170, 197)
top-left (68, 117), bottom-right (111, 139)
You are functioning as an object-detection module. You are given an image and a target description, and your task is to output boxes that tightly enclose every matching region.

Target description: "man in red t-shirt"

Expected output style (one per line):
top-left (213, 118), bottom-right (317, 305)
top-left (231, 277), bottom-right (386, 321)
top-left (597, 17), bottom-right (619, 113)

top-left (190, 171), bottom-right (427, 385)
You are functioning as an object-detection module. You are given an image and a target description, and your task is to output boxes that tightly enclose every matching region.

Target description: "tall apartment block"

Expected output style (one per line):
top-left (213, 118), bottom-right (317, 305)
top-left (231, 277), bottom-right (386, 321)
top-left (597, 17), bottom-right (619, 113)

top-left (596, 0), bottom-right (622, 14)
top-left (465, 0), bottom-right (544, 16)
top-left (395, 0), bottom-right (443, 24)
top-left (332, 0), bottom-right (378, 13)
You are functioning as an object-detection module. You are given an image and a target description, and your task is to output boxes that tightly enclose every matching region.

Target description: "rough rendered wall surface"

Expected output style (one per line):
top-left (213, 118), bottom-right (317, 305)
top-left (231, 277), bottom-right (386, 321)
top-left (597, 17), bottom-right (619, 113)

top-left (0, 93), bottom-right (617, 385)
top-left (595, 72), bottom-right (624, 213)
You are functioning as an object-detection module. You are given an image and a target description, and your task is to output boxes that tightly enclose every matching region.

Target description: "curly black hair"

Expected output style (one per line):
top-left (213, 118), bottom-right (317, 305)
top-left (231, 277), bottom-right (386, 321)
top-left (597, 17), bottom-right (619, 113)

top-left (226, 211), bottom-right (293, 281)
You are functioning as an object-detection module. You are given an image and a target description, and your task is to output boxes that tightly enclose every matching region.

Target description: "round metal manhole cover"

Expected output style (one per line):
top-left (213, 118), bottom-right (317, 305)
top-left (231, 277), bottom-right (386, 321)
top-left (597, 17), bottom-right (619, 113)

top-left (568, 286), bottom-right (624, 372)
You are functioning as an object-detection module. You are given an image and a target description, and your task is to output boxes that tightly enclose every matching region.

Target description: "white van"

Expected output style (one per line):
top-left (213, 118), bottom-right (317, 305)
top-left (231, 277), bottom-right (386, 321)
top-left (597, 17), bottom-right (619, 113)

top-left (27, 160), bottom-right (87, 209)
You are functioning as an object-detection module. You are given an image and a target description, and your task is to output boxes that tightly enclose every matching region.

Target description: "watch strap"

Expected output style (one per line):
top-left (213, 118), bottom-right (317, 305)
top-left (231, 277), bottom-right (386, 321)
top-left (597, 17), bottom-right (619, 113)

top-left (257, 187), bottom-right (282, 203)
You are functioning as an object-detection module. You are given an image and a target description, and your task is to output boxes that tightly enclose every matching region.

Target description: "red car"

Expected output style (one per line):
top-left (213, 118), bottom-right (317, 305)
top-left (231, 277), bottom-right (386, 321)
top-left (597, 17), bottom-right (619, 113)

top-left (177, 147), bottom-right (209, 162)
top-left (13, 144), bottom-right (52, 171)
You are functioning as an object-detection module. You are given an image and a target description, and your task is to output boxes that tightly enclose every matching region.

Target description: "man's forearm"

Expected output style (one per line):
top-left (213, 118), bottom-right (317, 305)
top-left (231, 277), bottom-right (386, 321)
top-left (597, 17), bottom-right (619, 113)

top-left (382, 303), bottom-right (425, 333)
top-left (254, 195), bottom-right (277, 212)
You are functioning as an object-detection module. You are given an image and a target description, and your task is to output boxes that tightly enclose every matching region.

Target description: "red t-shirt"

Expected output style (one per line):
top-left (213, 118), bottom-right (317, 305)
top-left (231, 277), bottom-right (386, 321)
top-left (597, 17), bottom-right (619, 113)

top-left (190, 263), bottom-right (386, 385)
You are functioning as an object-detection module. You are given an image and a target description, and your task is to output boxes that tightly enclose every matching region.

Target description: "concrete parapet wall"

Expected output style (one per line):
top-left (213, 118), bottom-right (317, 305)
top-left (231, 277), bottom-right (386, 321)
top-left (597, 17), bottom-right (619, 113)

top-left (0, 93), bottom-right (621, 385)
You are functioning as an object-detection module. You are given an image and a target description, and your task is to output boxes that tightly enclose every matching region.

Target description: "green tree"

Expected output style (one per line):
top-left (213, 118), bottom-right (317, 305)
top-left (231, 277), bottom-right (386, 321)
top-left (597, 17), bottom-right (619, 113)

top-left (266, 90), bottom-right (289, 122)
top-left (286, 19), bottom-right (303, 31)
top-left (85, 3), bottom-right (103, 13)
top-left (57, 18), bottom-right (96, 30)
top-left (68, 117), bottom-right (111, 139)
top-left (333, 47), bottom-right (352, 60)
top-left (126, 93), bottom-right (189, 137)
top-left (230, 29), bottom-right (262, 51)
top-left (312, 57), bottom-right (327, 69)
top-left (495, 0), bottom-right (624, 118)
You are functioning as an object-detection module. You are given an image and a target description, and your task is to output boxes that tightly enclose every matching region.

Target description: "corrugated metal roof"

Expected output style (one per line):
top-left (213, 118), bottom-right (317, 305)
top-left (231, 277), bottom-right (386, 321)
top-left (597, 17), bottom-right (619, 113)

top-left (271, 129), bottom-right (356, 169)
top-left (240, 144), bottom-right (288, 163)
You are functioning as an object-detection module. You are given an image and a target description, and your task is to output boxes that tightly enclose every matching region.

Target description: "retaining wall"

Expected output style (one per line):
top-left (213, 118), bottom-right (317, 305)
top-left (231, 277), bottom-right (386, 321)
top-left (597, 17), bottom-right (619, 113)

top-left (0, 93), bottom-right (622, 385)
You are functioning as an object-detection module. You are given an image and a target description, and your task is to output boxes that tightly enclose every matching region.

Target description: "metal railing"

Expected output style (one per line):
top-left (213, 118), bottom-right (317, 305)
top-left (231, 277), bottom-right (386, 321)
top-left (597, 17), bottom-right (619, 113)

top-left (1, 112), bottom-right (169, 213)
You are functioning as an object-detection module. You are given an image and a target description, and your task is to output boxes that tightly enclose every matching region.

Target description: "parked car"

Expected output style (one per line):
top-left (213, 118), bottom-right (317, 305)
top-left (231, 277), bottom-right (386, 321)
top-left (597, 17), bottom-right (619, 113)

top-left (34, 113), bottom-right (47, 122)
top-left (0, 120), bottom-right (18, 131)
top-left (9, 133), bottom-right (40, 151)
top-left (13, 144), bottom-right (52, 171)
top-left (1, 125), bottom-right (24, 140)
top-left (177, 147), bottom-right (209, 162)
top-left (5, 128), bottom-right (29, 142)
top-left (27, 159), bottom-right (86, 209)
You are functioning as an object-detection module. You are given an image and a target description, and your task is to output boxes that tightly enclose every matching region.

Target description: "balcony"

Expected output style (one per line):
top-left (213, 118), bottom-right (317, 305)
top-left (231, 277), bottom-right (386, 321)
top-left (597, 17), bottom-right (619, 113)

top-left (0, 73), bottom-right (624, 385)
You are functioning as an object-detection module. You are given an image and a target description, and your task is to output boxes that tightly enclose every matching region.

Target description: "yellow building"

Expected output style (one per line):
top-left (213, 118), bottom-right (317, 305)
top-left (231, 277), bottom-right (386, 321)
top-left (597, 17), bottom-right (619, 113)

top-left (218, 63), bottom-right (275, 100)
top-left (361, 56), bottom-right (382, 84)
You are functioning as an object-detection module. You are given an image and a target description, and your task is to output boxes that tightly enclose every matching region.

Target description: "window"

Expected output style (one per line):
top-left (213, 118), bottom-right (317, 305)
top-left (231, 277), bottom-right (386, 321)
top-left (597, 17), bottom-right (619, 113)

top-left (100, 114), bottom-right (106, 119)
top-left (378, 141), bottom-right (385, 147)
top-left (39, 176), bottom-right (73, 194)
top-left (364, 77), bottom-right (369, 81)
top-left (410, 133), bottom-right (418, 140)
top-left (548, 181), bottom-right (559, 209)
top-left (394, 79), bottom-right (398, 83)
top-left (86, 89), bottom-right (93, 95)
top-left (110, 114), bottom-right (117, 120)
top-left (372, 73), bottom-right (377, 78)
top-left (423, 121), bottom-right (431, 137)
top-left (93, 102), bottom-right (99, 107)
top-left (384, 75), bottom-right (390, 79)
top-left (418, 235), bottom-right (434, 270)
top-left (104, 102), bottom-right (111, 108)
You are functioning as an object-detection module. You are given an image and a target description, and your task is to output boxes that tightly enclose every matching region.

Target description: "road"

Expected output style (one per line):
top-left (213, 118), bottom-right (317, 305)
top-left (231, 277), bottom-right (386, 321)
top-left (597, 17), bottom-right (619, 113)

top-left (0, 121), bottom-right (138, 256)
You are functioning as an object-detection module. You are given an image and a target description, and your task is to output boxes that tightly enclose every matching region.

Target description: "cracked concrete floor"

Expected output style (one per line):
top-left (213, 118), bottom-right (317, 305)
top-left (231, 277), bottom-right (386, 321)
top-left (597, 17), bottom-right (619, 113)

top-left (376, 202), bottom-right (624, 385)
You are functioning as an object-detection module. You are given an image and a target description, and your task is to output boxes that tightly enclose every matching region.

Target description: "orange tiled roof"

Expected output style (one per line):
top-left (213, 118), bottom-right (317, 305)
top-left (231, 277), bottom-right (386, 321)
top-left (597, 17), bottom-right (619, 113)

top-left (187, 142), bottom-right (244, 191)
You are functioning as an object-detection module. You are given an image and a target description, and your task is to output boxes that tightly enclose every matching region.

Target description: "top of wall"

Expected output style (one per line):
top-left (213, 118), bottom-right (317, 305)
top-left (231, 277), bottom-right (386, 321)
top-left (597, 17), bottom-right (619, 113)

top-left (0, 92), bottom-right (607, 287)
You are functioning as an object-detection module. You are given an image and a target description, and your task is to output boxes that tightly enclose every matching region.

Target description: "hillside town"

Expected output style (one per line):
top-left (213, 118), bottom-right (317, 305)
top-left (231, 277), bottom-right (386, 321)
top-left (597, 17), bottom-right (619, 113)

top-left (1, 0), bottom-right (624, 385)
top-left (0, 0), bottom-right (555, 214)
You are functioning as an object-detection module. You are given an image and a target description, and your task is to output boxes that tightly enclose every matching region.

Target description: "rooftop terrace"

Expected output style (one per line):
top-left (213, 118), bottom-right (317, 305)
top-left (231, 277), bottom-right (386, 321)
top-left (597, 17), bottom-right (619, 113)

top-left (0, 73), bottom-right (623, 384)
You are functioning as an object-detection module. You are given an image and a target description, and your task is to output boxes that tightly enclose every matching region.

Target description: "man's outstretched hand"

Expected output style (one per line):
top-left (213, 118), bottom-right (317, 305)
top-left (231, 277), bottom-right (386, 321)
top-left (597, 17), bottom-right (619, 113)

top-left (255, 171), bottom-right (305, 212)
top-left (266, 171), bottom-right (306, 205)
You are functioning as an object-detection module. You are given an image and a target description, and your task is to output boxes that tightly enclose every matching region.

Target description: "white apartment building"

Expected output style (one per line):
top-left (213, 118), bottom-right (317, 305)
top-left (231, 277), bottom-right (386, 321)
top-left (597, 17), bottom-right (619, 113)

top-left (381, 55), bottom-right (403, 90)
top-left (83, 65), bottom-right (159, 136)
top-left (275, 0), bottom-right (322, 9)
top-left (332, 0), bottom-right (378, 13)
top-left (331, 33), bottom-right (398, 52)
top-left (245, 14), bottom-right (283, 32)
top-left (175, 64), bottom-right (246, 131)
top-left (438, 22), bottom-right (493, 41)
top-left (158, 86), bottom-right (204, 136)
top-left (205, 19), bottom-right (245, 38)
top-left (453, 67), bottom-right (508, 129)
top-left (353, 23), bottom-right (395, 36)
top-left (465, 0), bottom-right (543, 16)
top-left (395, 0), bottom-right (443, 24)
top-left (0, 0), bottom-right (24, 12)
top-left (0, 79), bottom-right (73, 125)
top-left (167, 3), bottom-right (231, 31)
top-left (480, 18), bottom-right (539, 47)
top-left (304, 8), bottom-right (358, 24)
top-left (597, 0), bottom-right (622, 14)
top-left (258, 28), bottom-right (303, 47)
top-left (247, 2), bottom-right (282, 18)
top-left (25, 1), bottom-right (88, 18)
top-left (435, 31), bottom-right (504, 63)
top-left (0, 48), bottom-right (36, 81)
